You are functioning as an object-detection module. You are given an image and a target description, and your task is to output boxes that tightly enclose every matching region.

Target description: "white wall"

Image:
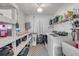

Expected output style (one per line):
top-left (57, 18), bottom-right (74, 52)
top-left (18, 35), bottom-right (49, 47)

top-left (53, 3), bottom-right (79, 33)
top-left (25, 15), bottom-right (52, 34)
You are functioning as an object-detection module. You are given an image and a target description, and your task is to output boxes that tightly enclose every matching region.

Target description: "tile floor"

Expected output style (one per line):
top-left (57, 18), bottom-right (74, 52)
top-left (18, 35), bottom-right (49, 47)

top-left (27, 44), bottom-right (48, 56)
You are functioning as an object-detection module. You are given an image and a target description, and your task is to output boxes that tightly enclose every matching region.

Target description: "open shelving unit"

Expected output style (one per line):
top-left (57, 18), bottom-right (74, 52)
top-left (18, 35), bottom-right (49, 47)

top-left (53, 19), bottom-right (69, 25)
top-left (0, 15), bottom-right (16, 48)
top-left (53, 17), bottom-right (79, 26)
top-left (13, 37), bottom-right (31, 56)
top-left (0, 15), bottom-right (31, 56)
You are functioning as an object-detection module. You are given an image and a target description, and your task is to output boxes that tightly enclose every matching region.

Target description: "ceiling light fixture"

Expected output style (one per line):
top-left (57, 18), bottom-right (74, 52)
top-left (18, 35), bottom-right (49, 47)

top-left (36, 3), bottom-right (44, 13)
top-left (37, 7), bottom-right (43, 13)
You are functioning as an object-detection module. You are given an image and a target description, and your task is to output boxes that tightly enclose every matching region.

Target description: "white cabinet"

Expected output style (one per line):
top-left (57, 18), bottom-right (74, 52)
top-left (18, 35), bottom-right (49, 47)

top-left (47, 35), bottom-right (53, 56)
top-left (47, 35), bottom-right (63, 56)
top-left (47, 34), bottom-right (69, 56)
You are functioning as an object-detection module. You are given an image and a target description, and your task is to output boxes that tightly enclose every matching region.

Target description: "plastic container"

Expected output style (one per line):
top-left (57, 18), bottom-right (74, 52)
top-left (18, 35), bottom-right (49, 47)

top-left (73, 41), bottom-right (79, 48)
top-left (0, 24), bottom-right (8, 37)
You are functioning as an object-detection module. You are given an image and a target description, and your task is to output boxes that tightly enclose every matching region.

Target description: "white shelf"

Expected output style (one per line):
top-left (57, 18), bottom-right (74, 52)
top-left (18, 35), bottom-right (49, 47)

top-left (0, 36), bottom-right (16, 48)
top-left (0, 15), bottom-right (16, 24)
top-left (13, 37), bottom-right (31, 56)
top-left (0, 32), bottom-right (30, 48)
top-left (71, 28), bottom-right (79, 30)
top-left (16, 32), bottom-right (29, 39)
top-left (53, 20), bottom-right (69, 25)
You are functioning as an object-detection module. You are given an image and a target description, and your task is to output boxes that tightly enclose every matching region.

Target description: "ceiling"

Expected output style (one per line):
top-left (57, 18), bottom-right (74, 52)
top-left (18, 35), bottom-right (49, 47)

top-left (0, 3), bottom-right (65, 15)
top-left (16, 3), bottom-right (65, 15)
top-left (0, 3), bottom-right (15, 9)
